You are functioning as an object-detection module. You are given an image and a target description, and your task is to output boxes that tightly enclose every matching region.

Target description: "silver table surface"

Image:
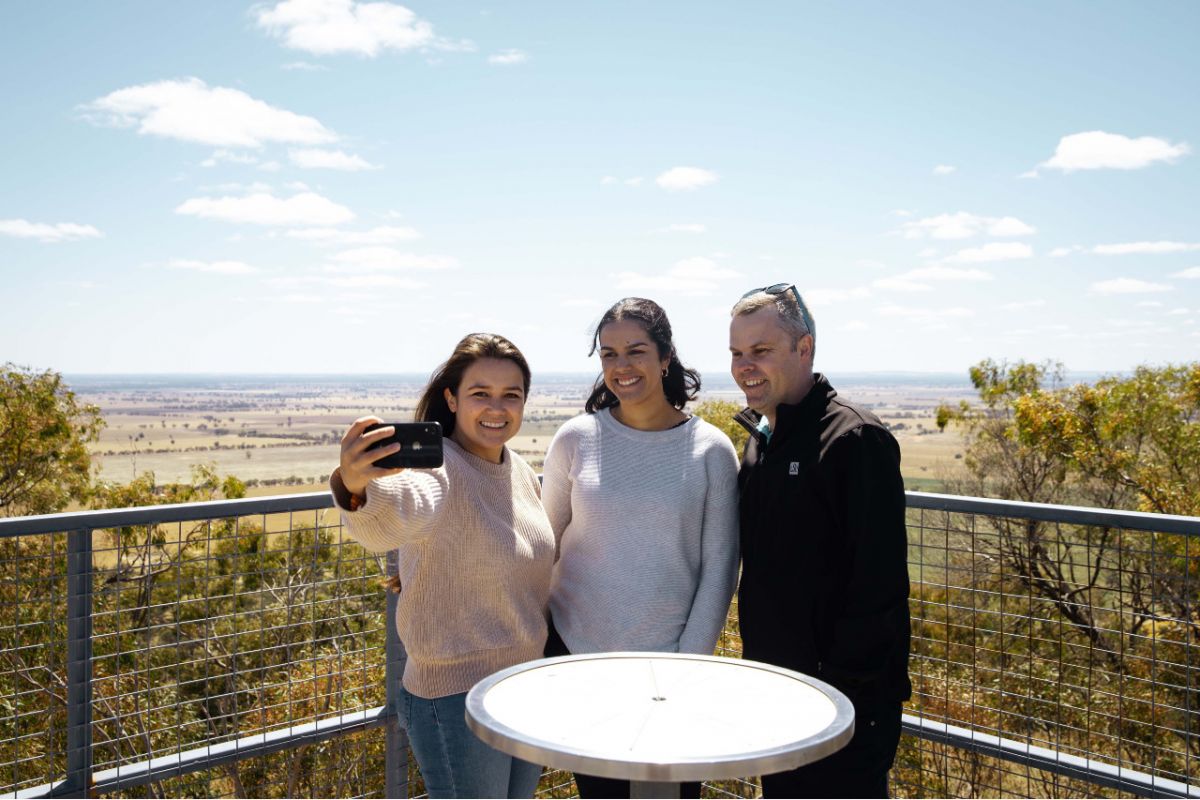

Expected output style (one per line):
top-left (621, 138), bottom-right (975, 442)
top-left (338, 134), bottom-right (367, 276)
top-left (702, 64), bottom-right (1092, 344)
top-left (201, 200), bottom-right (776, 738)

top-left (465, 652), bottom-right (855, 783)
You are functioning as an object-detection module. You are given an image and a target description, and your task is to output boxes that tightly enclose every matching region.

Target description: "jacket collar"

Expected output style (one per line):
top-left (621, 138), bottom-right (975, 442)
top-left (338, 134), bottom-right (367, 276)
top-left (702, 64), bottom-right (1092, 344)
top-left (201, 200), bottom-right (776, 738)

top-left (734, 373), bottom-right (836, 447)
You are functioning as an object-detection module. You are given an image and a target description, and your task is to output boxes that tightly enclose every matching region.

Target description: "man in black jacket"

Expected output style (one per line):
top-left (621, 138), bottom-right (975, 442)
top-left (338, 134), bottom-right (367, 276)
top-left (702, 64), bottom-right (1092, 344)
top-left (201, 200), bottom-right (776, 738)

top-left (728, 284), bottom-right (911, 798)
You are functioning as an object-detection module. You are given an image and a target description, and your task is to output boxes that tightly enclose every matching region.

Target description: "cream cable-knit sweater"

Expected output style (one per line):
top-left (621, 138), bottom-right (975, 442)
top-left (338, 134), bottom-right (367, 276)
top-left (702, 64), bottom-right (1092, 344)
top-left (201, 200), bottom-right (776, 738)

top-left (542, 408), bottom-right (740, 655)
top-left (331, 438), bottom-right (555, 698)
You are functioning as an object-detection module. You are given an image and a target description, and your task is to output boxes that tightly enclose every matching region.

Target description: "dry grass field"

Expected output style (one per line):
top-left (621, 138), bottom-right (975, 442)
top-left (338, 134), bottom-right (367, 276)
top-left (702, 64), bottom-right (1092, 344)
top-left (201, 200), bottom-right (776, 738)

top-left (78, 375), bottom-right (973, 494)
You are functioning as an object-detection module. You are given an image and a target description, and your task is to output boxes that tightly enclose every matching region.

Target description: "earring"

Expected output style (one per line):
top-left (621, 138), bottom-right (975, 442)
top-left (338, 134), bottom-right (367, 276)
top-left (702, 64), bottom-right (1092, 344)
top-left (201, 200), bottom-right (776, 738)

top-left (662, 367), bottom-right (669, 377)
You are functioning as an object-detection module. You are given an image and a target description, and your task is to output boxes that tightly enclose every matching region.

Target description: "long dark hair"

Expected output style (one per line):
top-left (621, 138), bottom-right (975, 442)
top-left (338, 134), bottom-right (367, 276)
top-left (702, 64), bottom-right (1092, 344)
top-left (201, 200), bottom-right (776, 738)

top-left (584, 297), bottom-right (701, 413)
top-left (415, 333), bottom-right (532, 436)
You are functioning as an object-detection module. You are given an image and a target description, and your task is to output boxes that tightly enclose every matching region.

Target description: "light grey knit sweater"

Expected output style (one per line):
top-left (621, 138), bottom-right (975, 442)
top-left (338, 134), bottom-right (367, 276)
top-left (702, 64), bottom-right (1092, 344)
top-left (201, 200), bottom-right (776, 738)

top-left (542, 408), bottom-right (740, 655)
top-left (331, 439), bottom-right (555, 699)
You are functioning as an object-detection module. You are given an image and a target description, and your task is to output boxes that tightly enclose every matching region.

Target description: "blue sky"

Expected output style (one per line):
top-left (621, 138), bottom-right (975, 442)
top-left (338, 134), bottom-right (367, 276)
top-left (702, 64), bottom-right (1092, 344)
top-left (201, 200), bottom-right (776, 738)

top-left (2, 1), bottom-right (1198, 376)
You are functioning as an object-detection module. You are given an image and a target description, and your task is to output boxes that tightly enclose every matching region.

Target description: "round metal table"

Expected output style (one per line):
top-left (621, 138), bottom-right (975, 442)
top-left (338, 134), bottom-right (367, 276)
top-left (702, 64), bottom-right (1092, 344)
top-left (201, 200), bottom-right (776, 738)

top-left (465, 652), bottom-right (855, 799)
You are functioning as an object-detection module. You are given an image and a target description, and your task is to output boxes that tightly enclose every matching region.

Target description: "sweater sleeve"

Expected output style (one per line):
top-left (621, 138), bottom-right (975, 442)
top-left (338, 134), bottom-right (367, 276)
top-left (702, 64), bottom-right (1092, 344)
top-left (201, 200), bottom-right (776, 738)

top-left (677, 432), bottom-right (742, 655)
top-left (821, 426), bottom-right (911, 692)
top-left (329, 465), bottom-right (450, 553)
top-left (540, 423), bottom-right (576, 555)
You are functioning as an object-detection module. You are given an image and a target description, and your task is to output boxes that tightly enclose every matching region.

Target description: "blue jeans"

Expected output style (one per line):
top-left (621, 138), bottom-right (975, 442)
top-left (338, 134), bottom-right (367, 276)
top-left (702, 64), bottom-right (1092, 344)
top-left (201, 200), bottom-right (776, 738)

top-left (399, 685), bottom-right (543, 798)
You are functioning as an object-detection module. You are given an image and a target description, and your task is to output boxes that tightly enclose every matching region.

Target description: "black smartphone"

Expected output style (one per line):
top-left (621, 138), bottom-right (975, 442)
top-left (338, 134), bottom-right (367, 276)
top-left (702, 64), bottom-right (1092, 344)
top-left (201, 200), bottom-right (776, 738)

top-left (363, 422), bottom-right (443, 469)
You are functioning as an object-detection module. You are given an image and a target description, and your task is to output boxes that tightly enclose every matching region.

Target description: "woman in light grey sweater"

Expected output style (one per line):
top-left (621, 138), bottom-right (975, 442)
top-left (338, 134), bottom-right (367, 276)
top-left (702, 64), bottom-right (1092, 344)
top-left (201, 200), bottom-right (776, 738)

top-left (541, 297), bottom-right (740, 799)
top-left (331, 333), bottom-right (554, 799)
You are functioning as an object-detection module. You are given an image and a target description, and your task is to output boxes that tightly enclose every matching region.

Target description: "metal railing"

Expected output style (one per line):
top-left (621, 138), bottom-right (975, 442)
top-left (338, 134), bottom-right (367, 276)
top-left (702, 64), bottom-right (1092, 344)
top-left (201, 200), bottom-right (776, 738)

top-left (0, 492), bottom-right (1196, 798)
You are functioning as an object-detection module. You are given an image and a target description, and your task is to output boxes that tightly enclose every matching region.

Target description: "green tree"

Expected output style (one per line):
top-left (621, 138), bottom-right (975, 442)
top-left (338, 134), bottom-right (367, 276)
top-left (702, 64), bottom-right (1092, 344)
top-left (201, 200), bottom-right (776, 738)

top-left (1013, 363), bottom-right (1200, 516)
top-left (934, 359), bottom-right (1069, 504)
top-left (0, 363), bottom-right (104, 516)
top-left (692, 398), bottom-right (749, 459)
top-left (936, 359), bottom-right (1200, 665)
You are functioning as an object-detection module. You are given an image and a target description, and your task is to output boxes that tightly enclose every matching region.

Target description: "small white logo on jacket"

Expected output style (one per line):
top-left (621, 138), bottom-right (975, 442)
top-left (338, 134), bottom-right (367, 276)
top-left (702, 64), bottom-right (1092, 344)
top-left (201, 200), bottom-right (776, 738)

top-left (789, 461), bottom-right (800, 475)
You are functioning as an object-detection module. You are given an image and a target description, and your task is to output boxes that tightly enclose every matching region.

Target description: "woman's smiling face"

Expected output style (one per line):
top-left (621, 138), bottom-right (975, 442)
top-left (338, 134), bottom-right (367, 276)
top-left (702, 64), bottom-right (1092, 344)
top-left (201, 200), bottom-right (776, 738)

top-left (444, 357), bottom-right (526, 463)
top-left (598, 318), bottom-right (670, 409)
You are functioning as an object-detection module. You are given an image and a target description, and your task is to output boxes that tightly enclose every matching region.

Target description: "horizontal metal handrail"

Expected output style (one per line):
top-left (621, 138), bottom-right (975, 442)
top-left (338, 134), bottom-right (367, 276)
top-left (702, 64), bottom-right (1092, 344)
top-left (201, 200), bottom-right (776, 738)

top-left (0, 492), bottom-right (332, 538)
top-left (905, 491), bottom-right (1200, 536)
top-left (4, 490), bottom-right (1198, 540)
top-left (4, 707), bottom-right (389, 799)
top-left (902, 715), bottom-right (1200, 799)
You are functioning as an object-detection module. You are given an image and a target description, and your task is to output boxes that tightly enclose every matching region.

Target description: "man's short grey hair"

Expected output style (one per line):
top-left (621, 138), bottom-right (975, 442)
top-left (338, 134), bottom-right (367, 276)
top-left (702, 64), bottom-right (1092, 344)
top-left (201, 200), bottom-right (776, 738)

top-left (731, 290), bottom-right (815, 355)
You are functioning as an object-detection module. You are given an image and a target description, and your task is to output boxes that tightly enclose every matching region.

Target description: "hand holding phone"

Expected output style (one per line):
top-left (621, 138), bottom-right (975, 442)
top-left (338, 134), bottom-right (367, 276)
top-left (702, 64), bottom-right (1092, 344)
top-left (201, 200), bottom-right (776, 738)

top-left (363, 422), bottom-right (444, 469)
top-left (340, 417), bottom-right (444, 496)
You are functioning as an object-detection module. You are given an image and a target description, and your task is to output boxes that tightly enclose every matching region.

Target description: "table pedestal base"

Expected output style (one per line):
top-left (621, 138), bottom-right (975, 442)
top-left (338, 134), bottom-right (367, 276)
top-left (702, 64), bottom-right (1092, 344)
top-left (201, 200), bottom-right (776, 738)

top-left (629, 780), bottom-right (680, 799)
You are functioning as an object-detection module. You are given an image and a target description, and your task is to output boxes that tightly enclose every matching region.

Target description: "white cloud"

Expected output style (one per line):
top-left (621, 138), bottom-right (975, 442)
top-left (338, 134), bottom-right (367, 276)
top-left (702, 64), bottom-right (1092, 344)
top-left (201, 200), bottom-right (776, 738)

top-left (1002, 299), bottom-right (1046, 310)
top-left (659, 223), bottom-right (706, 234)
top-left (488, 49), bottom-right (528, 65)
top-left (916, 247), bottom-right (939, 258)
top-left (1170, 267), bottom-right (1200, 279)
top-left (285, 225), bottom-right (420, 244)
top-left (670, 256), bottom-right (740, 281)
top-left (655, 166), bottom-right (717, 191)
top-left (1034, 130), bottom-right (1189, 173)
top-left (614, 256), bottom-right (741, 295)
top-left (1136, 300), bottom-right (1164, 308)
top-left (625, 177), bottom-right (644, 186)
top-left (289, 147), bottom-right (377, 170)
top-left (1093, 241), bottom-right (1200, 255)
top-left (805, 286), bottom-right (872, 305)
top-left (877, 305), bottom-right (972, 319)
top-left (1167, 307), bottom-right (1190, 315)
top-left (907, 265), bottom-right (993, 281)
top-left (255, 0), bottom-right (467, 56)
top-left (932, 164), bottom-right (956, 175)
top-left (167, 259), bottom-right (259, 275)
top-left (1090, 278), bottom-right (1172, 295)
top-left (840, 320), bottom-right (869, 331)
top-left (327, 246), bottom-right (457, 271)
top-left (317, 274), bottom-right (427, 288)
top-left (988, 217), bottom-right (1037, 237)
top-left (1049, 245), bottom-right (1083, 257)
top-left (82, 78), bottom-right (337, 148)
top-left (901, 211), bottom-right (1036, 240)
top-left (873, 277), bottom-right (931, 292)
top-left (873, 264), bottom-right (992, 290)
top-left (600, 176), bottom-right (618, 185)
top-left (281, 61), bottom-right (328, 71)
top-left (176, 191), bottom-right (354, 226)
top-left (200, 149), bottom-right (260, 168)
top-left (945, 242), bottom-right (1033, 263)
top-left (0, 219), bottom-right (103, 243)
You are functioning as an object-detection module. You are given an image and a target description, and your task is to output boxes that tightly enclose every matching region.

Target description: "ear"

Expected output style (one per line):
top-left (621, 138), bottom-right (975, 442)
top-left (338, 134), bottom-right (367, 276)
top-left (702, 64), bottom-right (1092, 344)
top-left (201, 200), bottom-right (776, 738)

top-left (798, 334), bottom-right (813, 359)
top-left (443, 386), bottom-right (457, 413)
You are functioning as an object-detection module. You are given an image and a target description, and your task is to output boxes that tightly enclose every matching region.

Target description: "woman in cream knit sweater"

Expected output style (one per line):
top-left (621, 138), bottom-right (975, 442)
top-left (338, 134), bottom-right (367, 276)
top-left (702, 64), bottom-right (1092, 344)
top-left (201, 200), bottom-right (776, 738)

top-left (331, 333), bottom-right (554, 799)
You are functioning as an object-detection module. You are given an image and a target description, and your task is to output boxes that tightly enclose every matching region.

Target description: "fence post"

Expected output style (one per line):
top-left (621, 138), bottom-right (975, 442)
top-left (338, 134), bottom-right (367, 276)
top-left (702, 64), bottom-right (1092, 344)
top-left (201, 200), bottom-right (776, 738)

top-left (63, 528), bottom-right (94, 797)
top-left (384, 551), bottom-right (409, 799)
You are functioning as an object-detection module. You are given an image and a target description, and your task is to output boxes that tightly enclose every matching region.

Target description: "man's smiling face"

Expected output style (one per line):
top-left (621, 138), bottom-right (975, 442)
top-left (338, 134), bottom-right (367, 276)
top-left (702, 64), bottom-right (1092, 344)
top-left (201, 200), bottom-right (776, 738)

top-left (729, 306), bottom-right (814, 423)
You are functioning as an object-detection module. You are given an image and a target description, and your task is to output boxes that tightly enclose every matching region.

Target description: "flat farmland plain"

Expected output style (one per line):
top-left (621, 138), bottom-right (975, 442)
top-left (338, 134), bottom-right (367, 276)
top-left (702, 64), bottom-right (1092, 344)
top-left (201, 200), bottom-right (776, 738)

top-left (74, 373), bottom-right (974, 495)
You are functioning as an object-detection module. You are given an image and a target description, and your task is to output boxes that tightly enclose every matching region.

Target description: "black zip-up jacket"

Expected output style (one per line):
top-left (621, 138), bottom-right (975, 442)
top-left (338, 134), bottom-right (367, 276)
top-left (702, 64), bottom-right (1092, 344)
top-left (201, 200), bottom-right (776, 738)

top-left (735, 373), bottom-right (912, 707)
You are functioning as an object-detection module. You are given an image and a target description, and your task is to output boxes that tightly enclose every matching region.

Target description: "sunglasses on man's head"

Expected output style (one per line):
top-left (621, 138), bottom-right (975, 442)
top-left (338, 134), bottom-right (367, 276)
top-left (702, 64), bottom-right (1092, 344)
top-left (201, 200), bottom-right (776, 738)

top-left (742, 283), bottom-right (816, 340)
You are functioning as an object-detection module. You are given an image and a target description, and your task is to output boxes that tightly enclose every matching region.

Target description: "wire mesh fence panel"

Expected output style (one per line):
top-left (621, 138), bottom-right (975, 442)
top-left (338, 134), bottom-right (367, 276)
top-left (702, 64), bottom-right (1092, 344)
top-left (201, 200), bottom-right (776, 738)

top-left (901, 503), bottom-right (1199, 797)
top-left (0, 532), bottom-right (69, 796)
top-left (1, 492), bottom-right (1196, 799)
top-left (100, 726), bottom-right (389, 799)
top-left (81, 507), bottom-right (390, 797)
